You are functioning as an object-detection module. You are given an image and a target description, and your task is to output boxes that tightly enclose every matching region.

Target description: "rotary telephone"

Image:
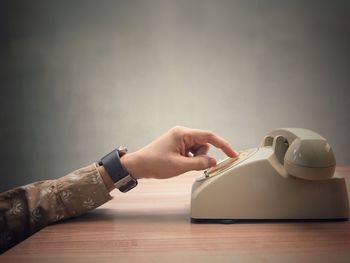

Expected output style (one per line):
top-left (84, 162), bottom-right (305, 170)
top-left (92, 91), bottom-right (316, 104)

top-left (191, 128), bottom-right (349, 222)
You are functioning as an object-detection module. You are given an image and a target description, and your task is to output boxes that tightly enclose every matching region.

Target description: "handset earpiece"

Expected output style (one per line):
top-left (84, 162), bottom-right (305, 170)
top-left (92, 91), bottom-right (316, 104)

top-left (284, 138), bottom-right (336, 180)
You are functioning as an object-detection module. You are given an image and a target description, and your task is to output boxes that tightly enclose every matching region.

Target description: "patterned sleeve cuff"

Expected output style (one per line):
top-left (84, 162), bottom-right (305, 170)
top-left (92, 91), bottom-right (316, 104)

top-left (0, 164), bottom-right (114, 253)
top-left (55, 164), bottom-right (113, 219)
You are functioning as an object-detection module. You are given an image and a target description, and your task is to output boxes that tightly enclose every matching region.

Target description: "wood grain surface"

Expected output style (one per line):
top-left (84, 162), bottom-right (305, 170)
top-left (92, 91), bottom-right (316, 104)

top-left (2, 167), bottom-right (350, 263)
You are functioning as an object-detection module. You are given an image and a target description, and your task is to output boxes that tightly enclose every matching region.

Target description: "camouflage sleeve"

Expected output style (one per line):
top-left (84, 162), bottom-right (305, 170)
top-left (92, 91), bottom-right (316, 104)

top-left (0, 163), bottom-right (113, 253)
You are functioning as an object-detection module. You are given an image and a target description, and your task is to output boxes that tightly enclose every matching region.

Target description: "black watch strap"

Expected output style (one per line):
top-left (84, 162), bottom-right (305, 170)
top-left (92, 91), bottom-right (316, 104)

top-left (98, 148), bottom-right (137, 192)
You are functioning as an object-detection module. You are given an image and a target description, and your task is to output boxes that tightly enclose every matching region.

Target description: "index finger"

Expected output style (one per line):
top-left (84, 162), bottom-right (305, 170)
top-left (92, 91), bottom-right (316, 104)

top-left (190, 129), bottom-right (239, 158)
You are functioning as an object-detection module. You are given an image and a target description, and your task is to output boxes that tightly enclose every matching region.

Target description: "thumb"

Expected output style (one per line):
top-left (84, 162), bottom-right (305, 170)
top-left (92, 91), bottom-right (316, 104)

top-left (180, 155), bottom-right (217, 171)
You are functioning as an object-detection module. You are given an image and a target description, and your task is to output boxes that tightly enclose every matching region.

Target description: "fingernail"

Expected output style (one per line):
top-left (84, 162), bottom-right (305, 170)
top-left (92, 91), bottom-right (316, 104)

top-left (209, 158), bottom-right (217, 167)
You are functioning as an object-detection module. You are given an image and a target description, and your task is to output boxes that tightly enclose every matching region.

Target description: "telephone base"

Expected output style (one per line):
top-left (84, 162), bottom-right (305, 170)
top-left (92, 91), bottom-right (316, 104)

top-left (191, 147), bottom-right (349, 221)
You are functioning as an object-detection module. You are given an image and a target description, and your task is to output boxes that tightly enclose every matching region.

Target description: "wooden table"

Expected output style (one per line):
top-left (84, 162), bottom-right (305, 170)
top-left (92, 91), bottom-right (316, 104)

top-left (2, 167), bottom-right (350, 262)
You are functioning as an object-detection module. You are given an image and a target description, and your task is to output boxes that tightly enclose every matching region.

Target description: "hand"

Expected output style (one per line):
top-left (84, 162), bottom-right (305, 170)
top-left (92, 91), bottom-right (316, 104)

top-left (121, 126), bottom-right (238, 179)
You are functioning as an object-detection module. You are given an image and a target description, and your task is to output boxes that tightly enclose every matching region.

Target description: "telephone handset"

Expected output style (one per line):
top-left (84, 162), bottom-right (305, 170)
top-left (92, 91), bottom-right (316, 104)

top-left (191, 128), bottom-right (349, 222)
top-left (263, 128), bottom-right (336, 180)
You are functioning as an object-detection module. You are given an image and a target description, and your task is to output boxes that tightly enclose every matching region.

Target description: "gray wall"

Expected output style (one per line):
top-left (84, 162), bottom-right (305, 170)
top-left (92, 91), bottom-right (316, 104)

top-left (1, 0), bottom-right (350, 192)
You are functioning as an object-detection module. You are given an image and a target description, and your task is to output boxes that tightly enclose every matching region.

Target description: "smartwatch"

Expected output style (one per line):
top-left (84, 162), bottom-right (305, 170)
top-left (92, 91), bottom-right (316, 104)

top-left (98, 146), bottom-right (138, 192)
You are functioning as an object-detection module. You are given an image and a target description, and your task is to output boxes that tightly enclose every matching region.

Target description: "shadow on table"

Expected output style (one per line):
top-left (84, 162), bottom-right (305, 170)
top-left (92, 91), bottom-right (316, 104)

top-left (56, 207), bottom-right (190, 225)
top-left (56, 207), bottom-right (349, 226)
top-left (191, 218), bottom-right (349, 224)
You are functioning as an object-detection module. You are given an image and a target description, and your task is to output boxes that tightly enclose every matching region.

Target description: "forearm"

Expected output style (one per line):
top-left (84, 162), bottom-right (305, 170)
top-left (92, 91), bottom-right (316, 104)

top-left (0, 163), bottom-right (112, 253)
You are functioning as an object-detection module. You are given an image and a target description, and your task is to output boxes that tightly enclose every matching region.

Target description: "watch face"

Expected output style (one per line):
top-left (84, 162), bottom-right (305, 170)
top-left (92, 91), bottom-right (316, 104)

top-left (119, 179), bottom-right (138, 193)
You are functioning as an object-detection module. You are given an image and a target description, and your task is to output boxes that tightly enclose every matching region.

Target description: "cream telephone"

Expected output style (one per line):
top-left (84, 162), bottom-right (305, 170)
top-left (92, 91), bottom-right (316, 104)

top-left (191, 128), bottom-right (349, 222)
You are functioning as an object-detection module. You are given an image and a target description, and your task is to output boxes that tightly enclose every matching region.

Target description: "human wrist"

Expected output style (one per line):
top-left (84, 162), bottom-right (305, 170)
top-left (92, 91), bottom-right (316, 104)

top-left (121, 152), bottom-right (143, 179)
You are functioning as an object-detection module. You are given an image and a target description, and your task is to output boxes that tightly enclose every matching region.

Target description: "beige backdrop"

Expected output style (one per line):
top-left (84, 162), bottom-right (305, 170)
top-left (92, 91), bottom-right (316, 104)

top-left (1, 0), bottom-right (350, 191)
